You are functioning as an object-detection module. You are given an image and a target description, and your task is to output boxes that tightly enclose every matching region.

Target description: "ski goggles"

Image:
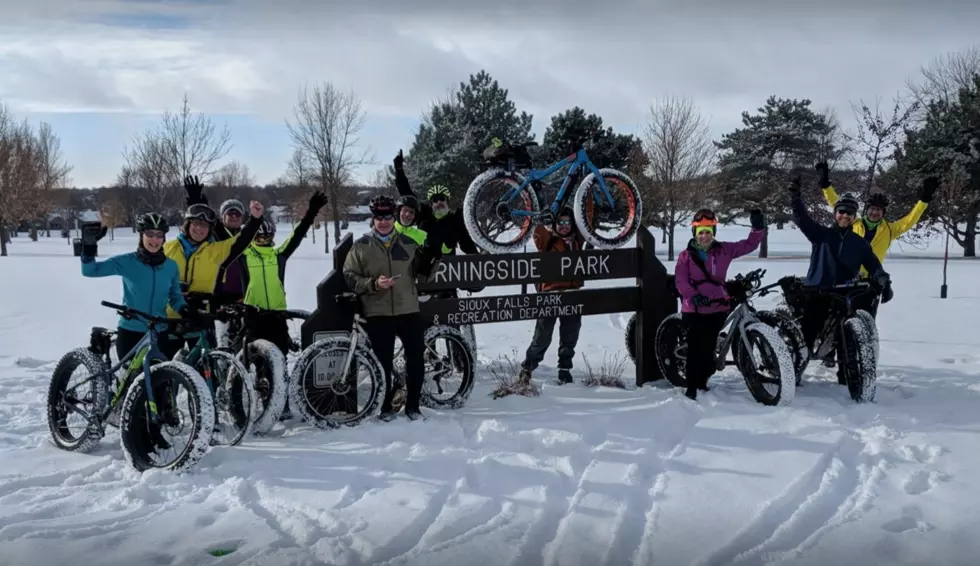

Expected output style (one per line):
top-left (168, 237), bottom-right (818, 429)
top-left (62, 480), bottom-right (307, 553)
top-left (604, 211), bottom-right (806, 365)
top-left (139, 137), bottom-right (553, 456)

top-left (373, 213), bottom-right (394, 221)
top-left (184, 204), bottom-right (217, 224)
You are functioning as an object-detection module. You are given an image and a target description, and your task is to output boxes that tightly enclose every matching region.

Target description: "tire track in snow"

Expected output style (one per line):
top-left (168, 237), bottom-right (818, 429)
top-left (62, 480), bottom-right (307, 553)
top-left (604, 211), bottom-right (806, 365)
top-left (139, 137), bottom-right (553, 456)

top-left (696, 431), bottom-right (885, 566)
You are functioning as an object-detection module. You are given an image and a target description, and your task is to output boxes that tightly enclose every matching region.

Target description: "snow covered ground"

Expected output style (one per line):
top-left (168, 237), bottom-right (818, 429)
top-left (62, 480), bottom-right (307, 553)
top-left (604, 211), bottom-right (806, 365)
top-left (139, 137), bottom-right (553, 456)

top-left (1, 221), bottom-right (979, 565)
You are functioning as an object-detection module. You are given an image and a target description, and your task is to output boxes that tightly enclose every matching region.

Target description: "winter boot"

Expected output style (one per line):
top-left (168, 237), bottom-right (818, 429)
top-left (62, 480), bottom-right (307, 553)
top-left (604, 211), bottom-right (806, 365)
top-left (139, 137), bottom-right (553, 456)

top-left (557, 369), bottom-right (573, 384)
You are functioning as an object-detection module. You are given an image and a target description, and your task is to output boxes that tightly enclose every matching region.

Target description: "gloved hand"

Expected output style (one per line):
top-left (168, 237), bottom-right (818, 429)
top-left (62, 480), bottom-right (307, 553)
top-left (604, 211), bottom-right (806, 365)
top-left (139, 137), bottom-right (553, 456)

top-left (307, 191), bottom-right (329, 216)
top-left (80, 222), bottom-right (107, 257)
top-left (814, 161), bottom-right (830, 189)
top-left (787, 176), bottom-right (802, 197)
top-left (749, 209), bottom-right (765, 230)
top-left (871, 272), bottom-right (891, 290)
top-left (881, 284), bottom-right (894, 304)
top-left (920, 176), bottom-right (938, 203)
top-left (393, 150), bottom-right (404, 171)
top-left (183, 175), bottom-right (204, 201)
top-left (692, 294), bottom-right (711, 307)
top-left (178, 305), bottom-right (206, 327)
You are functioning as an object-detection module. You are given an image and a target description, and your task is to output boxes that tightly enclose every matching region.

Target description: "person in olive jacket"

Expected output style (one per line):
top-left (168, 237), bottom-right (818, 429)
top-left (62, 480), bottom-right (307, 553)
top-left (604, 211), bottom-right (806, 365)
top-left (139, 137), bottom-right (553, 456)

top-left (342, 195), bottom-right (440, 421)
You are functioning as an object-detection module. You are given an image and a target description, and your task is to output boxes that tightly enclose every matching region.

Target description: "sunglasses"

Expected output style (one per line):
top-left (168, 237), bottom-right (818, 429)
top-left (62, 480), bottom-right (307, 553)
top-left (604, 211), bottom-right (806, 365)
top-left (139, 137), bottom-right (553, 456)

top-left (556, 219), bottom-right (572, 226)
top-left (143, 230), bottom-right (166, 240)
top-left (429, 195), bottom-right (448, 203)
top-left (224, 210), bottom-right (242, 217)
top-left (835, 209), bottom-right (856, 216)
top-left (374, 214), bottom-right (394, 221)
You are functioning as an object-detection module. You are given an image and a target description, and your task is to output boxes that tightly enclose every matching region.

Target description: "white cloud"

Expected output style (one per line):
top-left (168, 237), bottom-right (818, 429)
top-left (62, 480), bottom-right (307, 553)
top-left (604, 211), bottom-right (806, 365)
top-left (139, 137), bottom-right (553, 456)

top-left (1, 0), bottom-right (978, 186)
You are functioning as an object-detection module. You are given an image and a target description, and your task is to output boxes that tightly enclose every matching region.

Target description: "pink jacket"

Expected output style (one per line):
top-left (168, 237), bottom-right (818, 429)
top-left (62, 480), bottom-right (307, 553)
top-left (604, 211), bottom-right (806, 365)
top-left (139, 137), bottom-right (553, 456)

top-left (674, 229), bottom-right (764, 314)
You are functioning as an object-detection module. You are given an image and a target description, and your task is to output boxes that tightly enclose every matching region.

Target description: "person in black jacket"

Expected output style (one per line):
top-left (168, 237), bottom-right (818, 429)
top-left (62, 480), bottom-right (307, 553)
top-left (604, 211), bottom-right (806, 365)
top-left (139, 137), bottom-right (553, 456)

top-left (392, 150), bottom-right (480, 258)
top-left (788, 177), bottom-right (893, 384)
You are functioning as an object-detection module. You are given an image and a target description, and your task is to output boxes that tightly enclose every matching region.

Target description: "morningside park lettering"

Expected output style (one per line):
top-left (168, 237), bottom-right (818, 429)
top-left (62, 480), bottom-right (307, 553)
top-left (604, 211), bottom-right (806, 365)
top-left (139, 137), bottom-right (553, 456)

top-left (438, 293), bottom-right (585, 326)
top-left (430, 253), bottom-right (613, 286)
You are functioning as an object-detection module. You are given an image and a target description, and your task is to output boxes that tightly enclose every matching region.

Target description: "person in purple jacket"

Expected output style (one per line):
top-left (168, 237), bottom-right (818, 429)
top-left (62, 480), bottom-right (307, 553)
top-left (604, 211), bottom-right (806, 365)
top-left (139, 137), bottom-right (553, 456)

top-left (674, 208), bottom-right (765, 399)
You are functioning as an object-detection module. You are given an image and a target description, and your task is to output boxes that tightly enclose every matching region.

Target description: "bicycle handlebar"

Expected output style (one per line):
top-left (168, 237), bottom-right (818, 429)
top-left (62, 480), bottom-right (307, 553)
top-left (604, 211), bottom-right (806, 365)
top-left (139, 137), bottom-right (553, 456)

top-left (215, 303), bottom-right (311, 321)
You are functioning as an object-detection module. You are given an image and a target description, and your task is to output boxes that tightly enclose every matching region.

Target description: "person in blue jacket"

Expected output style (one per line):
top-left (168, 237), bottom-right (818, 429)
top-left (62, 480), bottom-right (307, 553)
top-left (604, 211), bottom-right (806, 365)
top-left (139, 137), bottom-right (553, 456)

top-left (80, 213), bottom-right (192, 361)
top-left (787, 177), bottom-right (892, 383)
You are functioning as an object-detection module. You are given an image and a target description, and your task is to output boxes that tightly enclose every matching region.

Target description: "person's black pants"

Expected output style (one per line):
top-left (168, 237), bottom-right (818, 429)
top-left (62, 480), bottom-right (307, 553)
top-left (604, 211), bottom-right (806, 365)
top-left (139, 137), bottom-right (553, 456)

top-left (365, 313), bottom-right (425, 414)
top-left (245, 313), bottom-right (293, 358)
top-left (522, 315), bottom-right (583, 372)
top-left (681, 311), bottom-right (728, 390)
top-left (800, 291), bottom-right (850, 382)
top-left (115, 328), bottom-right (176, 363)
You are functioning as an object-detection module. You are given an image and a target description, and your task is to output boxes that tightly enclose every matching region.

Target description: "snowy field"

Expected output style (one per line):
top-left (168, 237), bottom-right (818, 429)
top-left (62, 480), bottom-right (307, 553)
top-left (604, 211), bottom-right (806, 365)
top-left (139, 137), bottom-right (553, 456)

top-left (1, 221), bottom-right (979, 565)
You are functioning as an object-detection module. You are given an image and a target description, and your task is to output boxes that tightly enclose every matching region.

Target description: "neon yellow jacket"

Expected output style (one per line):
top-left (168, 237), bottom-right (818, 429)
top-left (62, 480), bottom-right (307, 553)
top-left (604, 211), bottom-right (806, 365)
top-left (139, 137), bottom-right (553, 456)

top-left (394, 221), bottom-right (427, 246)
top-left (823, 185), bottom-right (928, 275)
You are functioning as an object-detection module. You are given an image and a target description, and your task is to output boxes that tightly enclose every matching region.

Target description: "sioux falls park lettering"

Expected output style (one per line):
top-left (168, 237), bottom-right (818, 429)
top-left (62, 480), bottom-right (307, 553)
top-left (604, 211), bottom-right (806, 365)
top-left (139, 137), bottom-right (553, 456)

top-left (431, 254), bottom-right (611, 286)
top-left (440, 293), bottom-right (584, 325)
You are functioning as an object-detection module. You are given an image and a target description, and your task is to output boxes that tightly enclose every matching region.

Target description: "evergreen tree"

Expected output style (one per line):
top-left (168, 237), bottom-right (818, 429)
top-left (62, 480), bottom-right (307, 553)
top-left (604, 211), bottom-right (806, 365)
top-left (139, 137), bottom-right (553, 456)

top-left (401, 71), bottom-right (534, 198)
top-left (715, 96), bottom-right (843, 257)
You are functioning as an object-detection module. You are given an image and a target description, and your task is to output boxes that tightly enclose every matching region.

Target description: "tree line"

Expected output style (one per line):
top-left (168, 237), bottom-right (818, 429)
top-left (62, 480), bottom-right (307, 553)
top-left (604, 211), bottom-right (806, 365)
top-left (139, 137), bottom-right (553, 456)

top-left (2, 45), bottom-right (978, 258)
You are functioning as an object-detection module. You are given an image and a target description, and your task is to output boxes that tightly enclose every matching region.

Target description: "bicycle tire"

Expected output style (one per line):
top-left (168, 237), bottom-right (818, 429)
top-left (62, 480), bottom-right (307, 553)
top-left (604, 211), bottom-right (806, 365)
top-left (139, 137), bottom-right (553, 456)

top-left (751, 310), bottom-right (809, 385)
top-left (46, 347), bottom-right (110, 453)
top-left (654, 313), bottom-right (688, 388)
top-left (572, 168), bottom-right (642, 249)
top-left (842, 317), bottom-right (877, 403)
top-left (118, 361), bottom-right (214, 473)
top-left (419, 325), bottom-right (476, 410)
top-left (237, 339), bottom-right (287, 435)
top-left (206, 350), bottom-right (257, 447)
top-left (288, 336), bottom-right (386, 429)
top-left (462, 168), bottom-right (540, 254)
top-left (625, 312), bottom-right (637, 363)
top-left (853, 309), bottom-right (879, 365)
top-left (735, 322), bottom-right (796, 406)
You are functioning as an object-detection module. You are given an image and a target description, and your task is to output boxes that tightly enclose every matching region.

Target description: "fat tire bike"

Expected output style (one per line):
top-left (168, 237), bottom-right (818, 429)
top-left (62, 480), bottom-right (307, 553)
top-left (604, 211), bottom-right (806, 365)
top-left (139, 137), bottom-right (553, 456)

top-left (654, 269), bottom-right (798, 406)
top-left (45, 301), bottom-right (214, 473)
top-left (462, 133), bottom-right (642, 253)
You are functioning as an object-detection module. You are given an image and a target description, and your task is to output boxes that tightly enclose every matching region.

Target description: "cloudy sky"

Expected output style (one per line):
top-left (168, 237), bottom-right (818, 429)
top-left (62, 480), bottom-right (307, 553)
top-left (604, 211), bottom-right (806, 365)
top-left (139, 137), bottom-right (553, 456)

top-left (1, 0), bottom-right (977, 188)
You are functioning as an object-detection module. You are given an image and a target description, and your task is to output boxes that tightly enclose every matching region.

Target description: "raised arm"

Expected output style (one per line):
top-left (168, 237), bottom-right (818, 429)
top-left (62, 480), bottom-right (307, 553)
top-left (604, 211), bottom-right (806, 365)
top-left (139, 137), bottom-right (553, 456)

top-left (815, 162), bottom-right (839, 209)
top-left (81, 254), bottom-right (126, 278)
top-left (183, 175), bottom-right (208, 208)
top-left (721, 209), bottom-right (765, 259)
top-left (889, 177), bottom-right (935, 239)
top-left (788, 178), bottom-right (825, 243)
top-left (278, 192), bottom-right (328, 260)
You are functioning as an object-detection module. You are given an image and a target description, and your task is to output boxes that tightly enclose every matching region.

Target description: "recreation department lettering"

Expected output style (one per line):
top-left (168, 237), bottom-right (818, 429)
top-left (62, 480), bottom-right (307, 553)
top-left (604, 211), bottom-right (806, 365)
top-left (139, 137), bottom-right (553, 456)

top-left (442, 292), bottom-right (584, 325)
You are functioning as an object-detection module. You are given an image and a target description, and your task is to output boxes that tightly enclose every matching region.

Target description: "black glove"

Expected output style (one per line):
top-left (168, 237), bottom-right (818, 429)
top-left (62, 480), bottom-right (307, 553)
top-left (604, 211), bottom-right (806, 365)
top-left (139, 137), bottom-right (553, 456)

top-left (80, 222), bottom-right (107, 257)
top-left (183, 175), bottom-right (203, 201)
top-left (178, 305), bottom-right (206, 327)
top-left (692, 294), bottom-right (710, 307)
top-left (814, 162), bottom-right (830, 189)
top-left (749, 209), bottom-right (765, 230)
top-left (920, 177), bottom-right (938, 203)
top-left (871, 272), bottom-right (891, 290)
top-left (881, 284), bottom-right (894, 304)
top-left (308, 191), bottom-right (328, 214)
top-left (393, 150), bottom-right (404, 171)
top-left (787, 176), bottom-right (802, 197)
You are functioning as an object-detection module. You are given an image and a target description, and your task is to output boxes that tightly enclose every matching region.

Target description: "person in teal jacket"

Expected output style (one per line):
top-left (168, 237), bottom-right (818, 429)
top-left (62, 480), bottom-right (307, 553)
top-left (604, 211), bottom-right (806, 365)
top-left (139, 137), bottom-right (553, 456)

top-left (80, 213), bottom-right (191, 361)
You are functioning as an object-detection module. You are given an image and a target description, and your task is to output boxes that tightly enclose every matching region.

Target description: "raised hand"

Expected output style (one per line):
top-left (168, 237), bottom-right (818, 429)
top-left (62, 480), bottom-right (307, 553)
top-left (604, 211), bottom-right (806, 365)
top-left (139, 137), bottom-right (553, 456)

top-left (249, 200), bottom-right (264, 218)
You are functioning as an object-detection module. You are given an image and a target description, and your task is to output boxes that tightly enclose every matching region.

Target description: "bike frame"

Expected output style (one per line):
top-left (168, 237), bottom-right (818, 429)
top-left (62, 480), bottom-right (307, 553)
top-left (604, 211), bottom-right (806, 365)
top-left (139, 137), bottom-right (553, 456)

top-left (812, 284), bottom-right (875, 359)
top-left (501, 147), bottom-right (616, 215)
top-left (176, 328), bottom-right (218, 392)
top-left (338, 313), bottom-right (371, 381)
top-left (89, 325), bottom-right (168, 425)
top-left (715, 303), bottom-right (764, 371)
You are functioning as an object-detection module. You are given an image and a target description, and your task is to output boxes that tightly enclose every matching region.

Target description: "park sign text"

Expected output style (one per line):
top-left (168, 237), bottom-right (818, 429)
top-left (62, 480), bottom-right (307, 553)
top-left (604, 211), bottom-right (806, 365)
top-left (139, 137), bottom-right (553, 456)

top-left (422, 287), bottom-right (639, 326)
top-left (418, 247), bottom-right (638, 291)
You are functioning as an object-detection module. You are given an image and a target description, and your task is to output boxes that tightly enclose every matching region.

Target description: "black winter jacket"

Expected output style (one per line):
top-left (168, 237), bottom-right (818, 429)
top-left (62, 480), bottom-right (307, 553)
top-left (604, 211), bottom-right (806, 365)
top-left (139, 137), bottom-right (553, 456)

top-left (394, 170), bottom-right (479, 256)
top-left (791, 195), bottom-right (886, 288)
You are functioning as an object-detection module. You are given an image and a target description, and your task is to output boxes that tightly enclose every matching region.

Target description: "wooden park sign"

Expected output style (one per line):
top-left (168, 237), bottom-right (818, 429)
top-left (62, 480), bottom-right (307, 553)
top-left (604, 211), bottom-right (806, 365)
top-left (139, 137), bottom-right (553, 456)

top-left (301, 225), bottom-right (677, 405)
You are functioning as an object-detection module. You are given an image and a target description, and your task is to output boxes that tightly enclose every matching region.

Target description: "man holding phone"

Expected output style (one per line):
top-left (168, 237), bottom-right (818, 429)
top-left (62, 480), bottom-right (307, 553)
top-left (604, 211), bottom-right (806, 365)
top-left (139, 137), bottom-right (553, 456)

top-left (343, 195), bottom-right (440, 421)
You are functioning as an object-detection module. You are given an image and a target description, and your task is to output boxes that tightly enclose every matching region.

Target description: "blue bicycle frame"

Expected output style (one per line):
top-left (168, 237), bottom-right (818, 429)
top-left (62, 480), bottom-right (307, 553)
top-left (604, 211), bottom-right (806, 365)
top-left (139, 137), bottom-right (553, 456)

top-left (501, 147), bottom-right (617, 217)
top-left (111, 324), bottom-right (170, 422)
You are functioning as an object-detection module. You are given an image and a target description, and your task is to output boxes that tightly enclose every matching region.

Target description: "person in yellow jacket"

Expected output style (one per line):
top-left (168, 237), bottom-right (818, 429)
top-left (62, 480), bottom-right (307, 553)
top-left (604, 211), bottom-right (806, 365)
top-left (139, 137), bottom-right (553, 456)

top-left (817, 162), bottom-right (936, 277)
top-left (162, 199), bottom-right (264, 356)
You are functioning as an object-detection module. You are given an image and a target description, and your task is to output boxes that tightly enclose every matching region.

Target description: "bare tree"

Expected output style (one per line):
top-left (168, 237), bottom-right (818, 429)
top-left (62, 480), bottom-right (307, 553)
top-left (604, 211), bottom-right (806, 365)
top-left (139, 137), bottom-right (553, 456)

top-left (843, 96), bottom-right (919, 198)
top-left (212, 160), bottom-right (255, 190)
top-left (286, 82), bottom-right (372, 247)
top-left (905, 45), bottom-right (980, 120)
top-left (642, 95), bottom-right (717, 260)
top-left (0, 105), bottom-right (46, 255)
top-left (121, 94), bottom-right (232, 216)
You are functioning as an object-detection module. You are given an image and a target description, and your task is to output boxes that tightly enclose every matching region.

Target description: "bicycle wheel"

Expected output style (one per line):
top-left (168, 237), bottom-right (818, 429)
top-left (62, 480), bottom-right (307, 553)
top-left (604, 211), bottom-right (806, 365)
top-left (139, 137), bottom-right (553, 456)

top-left (841, 317), bottom-right (877, 403)
top-left (205, 350), bottom-right (256, 446)
top-left (288, 336), bottom-right (386, 429)
top-left (572, 168), bottom-right (642, 249)
top-left (237, 339), bottom-right (287, 434)
top-left (46, 347), bottom-right (110, 453)
top-left (853, 309), bottom-right (879, 365)
top-left (118, 361), bottom-right (214, 473)
top-left (420, 325), bottom-right (476, 409)
top-left (625, 312), bottom-right (637, 363)
top-left (751, 310), bottom-right (809, 385)
top-left (462, 168), bottom-right (540, 253)
top-left (735, 322), bottom-right (797, 406)
top-left (654, 313), bottom-right (688, 388)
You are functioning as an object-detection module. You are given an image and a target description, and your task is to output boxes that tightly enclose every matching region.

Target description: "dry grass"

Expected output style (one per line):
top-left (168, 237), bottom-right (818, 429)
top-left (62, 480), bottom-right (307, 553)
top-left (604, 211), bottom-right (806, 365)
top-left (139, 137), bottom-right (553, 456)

top-left (580, 351), bottom-right (629, 389)
top-left (488, 349), bottom-right (540, 399)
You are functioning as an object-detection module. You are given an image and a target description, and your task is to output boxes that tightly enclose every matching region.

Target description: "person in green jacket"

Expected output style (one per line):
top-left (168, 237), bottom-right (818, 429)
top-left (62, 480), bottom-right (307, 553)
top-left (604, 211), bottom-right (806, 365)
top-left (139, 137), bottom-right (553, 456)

top-left (217, 191), bottom-right (328, 356)
top-left (394, 194), bottom-right (427, 245)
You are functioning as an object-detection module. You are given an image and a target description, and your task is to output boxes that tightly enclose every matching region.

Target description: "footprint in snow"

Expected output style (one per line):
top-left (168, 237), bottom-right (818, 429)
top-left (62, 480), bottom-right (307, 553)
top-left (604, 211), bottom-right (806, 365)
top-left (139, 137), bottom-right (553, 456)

top-left (881, 506), bottom-right (934, 534)
top-left (14, 356), bottom-right (51, 369)
top-left (902, 469), bottom-right (951, 496)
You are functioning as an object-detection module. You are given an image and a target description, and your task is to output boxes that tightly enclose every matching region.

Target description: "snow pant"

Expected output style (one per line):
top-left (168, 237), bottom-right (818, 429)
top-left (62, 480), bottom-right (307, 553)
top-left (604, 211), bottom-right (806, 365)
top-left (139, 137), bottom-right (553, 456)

top-left (521, 314), bottom-right (583, 372)
top-left (115, 328), bottom-right (176, 363)
top-left (681, 311), bottom-right (728, 390)
top-left (800, 292), bottom-right (847, 382)
top-left (365, 313), bottom-right (425, 414)
top-left (245, 313), bottom-right (292, 359)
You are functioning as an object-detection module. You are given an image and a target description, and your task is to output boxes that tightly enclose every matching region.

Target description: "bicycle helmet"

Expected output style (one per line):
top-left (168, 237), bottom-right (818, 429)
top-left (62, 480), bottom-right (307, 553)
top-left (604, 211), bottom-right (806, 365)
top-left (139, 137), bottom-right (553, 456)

top-left (184, 203), bottom-right (217, 224)
top-left (426, 184), bottom-right (451, 201)
top-left (369, 194), bottom-right (396, 217)
top-left (219, 199), bottom-right (245, 217)
top-left (395, 194), bottom-right (419, 212)
top-left (834, 193), bottom-right (859, 215)
top-left (137, 212), bottom-right (168, 234)
top-left (865, 192), bottom-right (889, 211)
top-left (691, 208), bottom-right (718, 236)
top-left (256, 217), bottom-right (276, 239)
